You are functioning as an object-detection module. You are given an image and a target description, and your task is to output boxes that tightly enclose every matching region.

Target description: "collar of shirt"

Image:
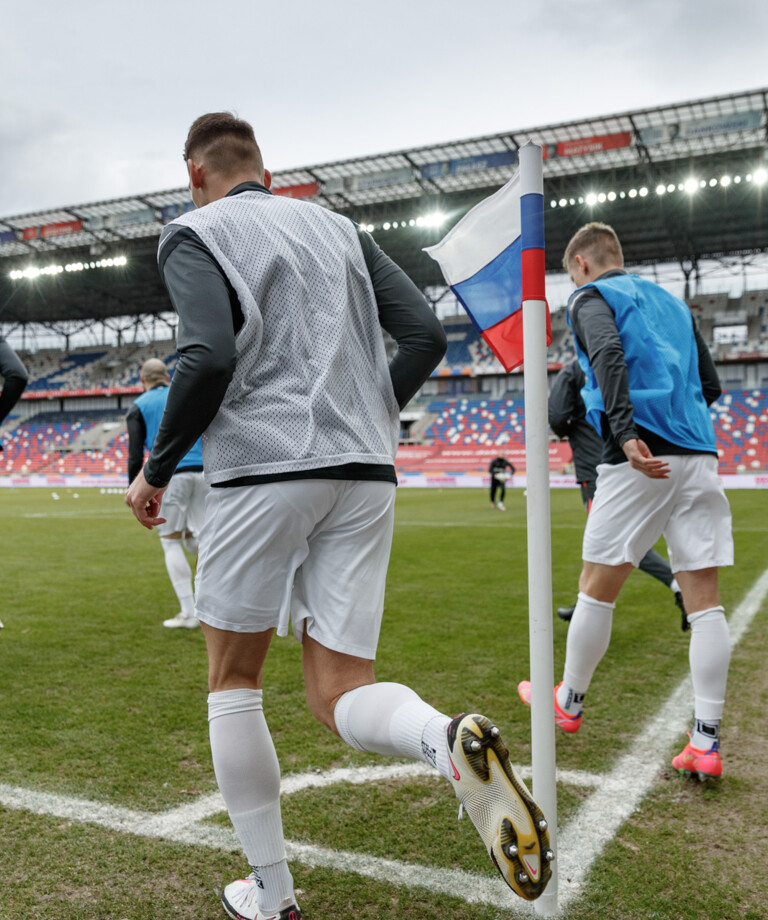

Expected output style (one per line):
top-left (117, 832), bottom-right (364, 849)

top-left (225, 181), bottom-right (273, 198)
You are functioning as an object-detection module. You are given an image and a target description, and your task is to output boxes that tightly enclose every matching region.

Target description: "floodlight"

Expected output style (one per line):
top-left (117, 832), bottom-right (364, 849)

top-left (684, 178), bottom-right (698, 194)
top-left (755, 168), bottom-right (767, 186)
top-left (639, 187), bottom-right (648, 197)
top-left (558, 198), bottom-right (567, 207)
top-left (597, 192), bottom-right (606, 203)
top-left (586, 192), bottom-right (598, 205)
top-left (667, 184), bottom-right (675, 193)
top-left (382, 222), bottom-right (391, 230)
top-left (628, 189), bottom-right (637, 198)
top-left (720, 175), bottom-right (731, 187)
top-left (607, 191), bottom-right (616, 201)
top-left (550, 200), bottom-right (557, 208)
top-left (709, 178), bottom-right (718, 187)
top-left (656, 185), bottom-right (666, 196)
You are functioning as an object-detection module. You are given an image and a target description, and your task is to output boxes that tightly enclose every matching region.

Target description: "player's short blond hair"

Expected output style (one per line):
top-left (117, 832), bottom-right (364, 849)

top-left (562, 222), bottom-right (624, 273)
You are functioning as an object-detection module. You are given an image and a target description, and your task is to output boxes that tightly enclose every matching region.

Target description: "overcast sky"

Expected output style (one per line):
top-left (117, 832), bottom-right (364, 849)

top-left (1, 0), bottom-right (766, 218)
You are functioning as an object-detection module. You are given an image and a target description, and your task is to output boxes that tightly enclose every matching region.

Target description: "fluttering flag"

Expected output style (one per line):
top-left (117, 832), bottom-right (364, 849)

top-left (423, 157), bottom-right (550, 372)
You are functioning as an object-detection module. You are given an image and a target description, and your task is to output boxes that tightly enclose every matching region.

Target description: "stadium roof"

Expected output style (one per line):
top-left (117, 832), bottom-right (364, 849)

top-left (1, 87), bottom-right (766, 325)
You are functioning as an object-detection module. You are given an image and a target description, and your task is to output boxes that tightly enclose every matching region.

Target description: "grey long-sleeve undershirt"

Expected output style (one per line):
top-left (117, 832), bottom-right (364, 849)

top-left (143, 214), bottom-right (446, 488)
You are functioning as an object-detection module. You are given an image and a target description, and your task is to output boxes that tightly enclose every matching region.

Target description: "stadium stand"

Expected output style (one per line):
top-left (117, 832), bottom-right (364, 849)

top-left (1, 89), bottom-right (767, 480)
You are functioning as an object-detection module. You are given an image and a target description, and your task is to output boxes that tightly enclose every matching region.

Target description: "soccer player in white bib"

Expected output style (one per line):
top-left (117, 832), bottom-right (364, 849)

top-left (520, 222), bottom-right (733, 781)
top-left (125, 113), bottom-right (553, 919)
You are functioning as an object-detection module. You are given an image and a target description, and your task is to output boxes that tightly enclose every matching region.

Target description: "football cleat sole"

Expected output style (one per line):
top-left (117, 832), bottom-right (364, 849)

top-left (447, 713), bottom-right (553, 900)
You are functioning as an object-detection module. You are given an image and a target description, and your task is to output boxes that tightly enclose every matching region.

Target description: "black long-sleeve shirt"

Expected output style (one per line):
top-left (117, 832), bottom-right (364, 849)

top-left (0, 337), bottom-right (29, 429)
top-left (568, 269), bottom-right (721, 465)
top-left (143, 182), bottom-right (446, 488)
top-left (548, 359), bottom-right (603, 484)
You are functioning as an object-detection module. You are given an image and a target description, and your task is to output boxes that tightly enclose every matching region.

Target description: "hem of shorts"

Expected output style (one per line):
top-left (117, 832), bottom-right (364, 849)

top-left (195, 609), bottom-right (277, 634)
top-left (301, 620), bottom-right (377, 661)
top-left (667, 558), bottom-right (735, 572)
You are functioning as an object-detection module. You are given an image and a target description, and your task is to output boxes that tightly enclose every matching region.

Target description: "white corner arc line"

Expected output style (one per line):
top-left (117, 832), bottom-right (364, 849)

top-left (1, 572), bottom-right (764, 913)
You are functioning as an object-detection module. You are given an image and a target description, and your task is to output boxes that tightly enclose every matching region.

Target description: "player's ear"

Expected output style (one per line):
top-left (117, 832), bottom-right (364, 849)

top-left (188, 159), bottom-right (204, 190)
top-left (263, 168), bottom-right (272, 189)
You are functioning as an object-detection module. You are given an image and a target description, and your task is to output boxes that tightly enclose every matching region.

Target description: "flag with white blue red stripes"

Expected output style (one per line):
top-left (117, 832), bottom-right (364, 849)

top-left (424, 145), bottom-right (549, 372)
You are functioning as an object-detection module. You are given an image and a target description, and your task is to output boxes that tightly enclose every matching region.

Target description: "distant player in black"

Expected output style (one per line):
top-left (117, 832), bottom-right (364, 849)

top-left (0, 336), bottom-right (29, 630)
top-left (549, 358), bottom-right (688, 629)
top-left (488, 451), bottom-right (515, 510)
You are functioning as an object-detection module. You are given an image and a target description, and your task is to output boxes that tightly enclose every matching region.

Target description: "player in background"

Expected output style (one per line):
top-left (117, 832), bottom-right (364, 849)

top-left (488, 450), bottom-right (515, 510)
top-left (520, 222), bottom-right (732, 780)
top-left (549, 358), bottom-right (688, 630)
top-left (125, 113), bottom-right (553, 919)
top-left (126, 358), bottom-right (208, 629)
top-left (0, 335), bottom-right (29, 630)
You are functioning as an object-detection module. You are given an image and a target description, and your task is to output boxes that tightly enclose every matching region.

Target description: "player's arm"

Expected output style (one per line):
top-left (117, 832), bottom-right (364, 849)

top-left (126, 227), bottom-right (237, 527)
top-left (547, 363), bottom-right (580, 438)
top-left (570, 292), bottom-right (668, 479)
top-left (570, 292), bottom-right (637, 448)
top-left (143, 227), bottom-right (238, 489)
top-left (693, 319), bottom-right (722, 406)
top-left (125, 403), bottom-right (147, 485)
top-left (357, 228), bottom-right (447, 409)
top-left (0, 338), bottom-right (29, 427)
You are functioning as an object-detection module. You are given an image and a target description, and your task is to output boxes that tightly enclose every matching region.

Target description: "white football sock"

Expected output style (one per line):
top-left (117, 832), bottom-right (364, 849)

top-left (160, 537), bottom-right (195, 617)
top-left (670, 578), bottom-right (681, 594)
top-left (208, 689), bottom-right (294, 914)
top-left (334, 682), bottom-right (452, 779)
top-left (687, 605), bottom-right (730, 747)
top-left (558, 592), bottom-right (615, 715)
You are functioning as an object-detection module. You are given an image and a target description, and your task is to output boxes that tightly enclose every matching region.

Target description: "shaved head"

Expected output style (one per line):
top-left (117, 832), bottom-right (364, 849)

top-left (140, 358), bottom-right (169, 387)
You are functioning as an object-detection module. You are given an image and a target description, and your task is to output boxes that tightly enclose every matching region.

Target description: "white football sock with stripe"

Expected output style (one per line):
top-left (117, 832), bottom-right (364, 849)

top-left (558, 592), bottom-right (615, 715)
top-left (334, 682), bottom-right (452, 779)
top-left (687, 605), bottom-right (730, 749)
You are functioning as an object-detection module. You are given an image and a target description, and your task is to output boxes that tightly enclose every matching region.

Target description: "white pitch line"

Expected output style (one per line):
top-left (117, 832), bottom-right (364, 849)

top-left (2, 572), bottom-right (764, 913)
top-left (555, 565), bottom-right (768, 910)
top-left (0, 761), bottom-right (600, 915)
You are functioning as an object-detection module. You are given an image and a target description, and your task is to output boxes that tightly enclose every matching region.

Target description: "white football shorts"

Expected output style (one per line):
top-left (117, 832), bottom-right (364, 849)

top-left (157, 470), bottom-right (209, 538)
top-left (583, 454), bottom-right (733, 572)
top-left (193, 479), bottom-right (396, 659)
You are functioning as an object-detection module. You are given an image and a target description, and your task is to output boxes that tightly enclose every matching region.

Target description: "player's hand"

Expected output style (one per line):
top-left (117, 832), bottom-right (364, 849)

top-left (621, 438), bottom-right (670, 479)
top-left (125, 469), bottom-right (168, 530)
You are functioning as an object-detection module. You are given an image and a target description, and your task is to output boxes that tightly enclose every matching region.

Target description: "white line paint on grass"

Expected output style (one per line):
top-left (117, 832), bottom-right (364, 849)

top-left (1, 571), bottom-right (765, 914)
top-left (0, 761), bottom-right (600, 915)
top-left (556, 565), bottom-right (768, 909)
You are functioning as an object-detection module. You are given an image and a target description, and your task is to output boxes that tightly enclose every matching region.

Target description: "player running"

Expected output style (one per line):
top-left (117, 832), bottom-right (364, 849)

top-left (126, 358), bottom-right (208, 628)
top-left (125, 113), bottom-right (553, 919)
top-left (520, 222), bottom-right (733, 780)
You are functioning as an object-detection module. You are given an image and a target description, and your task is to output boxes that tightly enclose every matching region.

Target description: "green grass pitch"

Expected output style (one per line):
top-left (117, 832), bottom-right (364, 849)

top-left (1, 486), bottom-right (767, 919)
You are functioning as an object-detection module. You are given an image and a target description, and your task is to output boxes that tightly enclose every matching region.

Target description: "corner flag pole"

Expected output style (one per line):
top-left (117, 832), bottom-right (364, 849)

top-left (519, 142), bottom-right (558, 916)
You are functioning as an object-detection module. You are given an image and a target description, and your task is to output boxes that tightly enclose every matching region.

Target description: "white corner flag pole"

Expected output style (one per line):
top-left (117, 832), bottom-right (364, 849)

top-left (519, 142), bottom-right (558, 916)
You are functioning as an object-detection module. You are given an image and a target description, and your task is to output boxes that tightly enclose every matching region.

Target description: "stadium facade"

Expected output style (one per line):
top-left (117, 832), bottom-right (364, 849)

top-left (1, 88), bottom-right (767, 487)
